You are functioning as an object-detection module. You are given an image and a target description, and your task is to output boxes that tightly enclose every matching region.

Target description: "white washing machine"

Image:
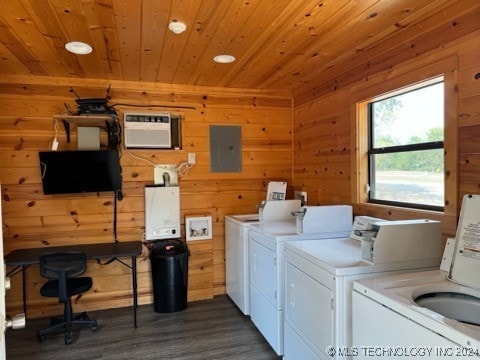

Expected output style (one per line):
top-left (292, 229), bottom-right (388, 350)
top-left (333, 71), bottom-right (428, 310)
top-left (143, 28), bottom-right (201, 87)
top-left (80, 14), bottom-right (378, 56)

top-left (352, 195), bottom-right (480, 359)
top-left (353, 270), bottom-right (480, 359)
top-left (225, 214), bottom-right (259, 315)
top-left (249, 205), bottom-right (353, 356)
top-left (225, 199), bottom-right (301, 315)
top-left (283, 218), bottom-right (442, 360)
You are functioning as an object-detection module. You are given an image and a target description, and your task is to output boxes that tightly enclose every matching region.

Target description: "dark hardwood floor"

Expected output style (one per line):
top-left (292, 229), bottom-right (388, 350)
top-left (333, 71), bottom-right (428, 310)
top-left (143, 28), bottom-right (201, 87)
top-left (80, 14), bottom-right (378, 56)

top-left (6, 295), bottom-right (280, 360)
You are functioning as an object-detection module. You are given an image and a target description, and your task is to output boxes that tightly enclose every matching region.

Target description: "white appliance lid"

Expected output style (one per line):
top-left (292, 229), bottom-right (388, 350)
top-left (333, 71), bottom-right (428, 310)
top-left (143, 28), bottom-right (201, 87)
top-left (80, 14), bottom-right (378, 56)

top-left (449, 194), bottom-right (480, 290)
top-left (266, 181), bottom-right (287, 201)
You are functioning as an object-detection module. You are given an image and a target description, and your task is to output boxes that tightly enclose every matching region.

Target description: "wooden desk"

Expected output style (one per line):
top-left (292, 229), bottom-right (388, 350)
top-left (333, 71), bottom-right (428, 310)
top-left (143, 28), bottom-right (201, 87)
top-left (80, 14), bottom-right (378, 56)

top-left (4, 241), bottom-right (143, 328)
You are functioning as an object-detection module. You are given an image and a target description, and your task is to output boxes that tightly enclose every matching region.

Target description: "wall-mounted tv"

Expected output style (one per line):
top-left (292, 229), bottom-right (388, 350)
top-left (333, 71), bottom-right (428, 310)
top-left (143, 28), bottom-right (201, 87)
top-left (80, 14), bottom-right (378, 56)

top-left (39, 150), bottom-right (122, 195)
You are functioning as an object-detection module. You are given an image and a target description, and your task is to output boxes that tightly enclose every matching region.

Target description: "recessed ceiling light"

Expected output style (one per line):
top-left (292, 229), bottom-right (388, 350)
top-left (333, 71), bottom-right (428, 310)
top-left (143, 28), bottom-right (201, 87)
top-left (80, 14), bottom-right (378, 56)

top-left (213, 54), bottom-right (236, 64)
top-left (65, 41), bottom-right (93, 55)
top-left (168, 20), bottom-right (187, 34)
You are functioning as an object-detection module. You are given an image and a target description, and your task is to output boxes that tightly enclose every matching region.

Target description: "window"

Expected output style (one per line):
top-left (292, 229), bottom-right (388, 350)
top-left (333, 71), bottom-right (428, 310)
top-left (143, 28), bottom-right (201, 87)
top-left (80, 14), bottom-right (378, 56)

top-left (353, 56), bottom-right (457, 218)
top-left (368, 80), bottom-right (444, 211)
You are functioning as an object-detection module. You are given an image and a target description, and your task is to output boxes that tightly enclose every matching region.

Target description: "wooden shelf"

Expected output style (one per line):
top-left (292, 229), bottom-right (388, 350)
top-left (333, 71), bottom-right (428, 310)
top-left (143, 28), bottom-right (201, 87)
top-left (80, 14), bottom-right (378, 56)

top-left (54, 114), bottom-right (117, 125)
top-left (53, 114), bottom-right (119, 145)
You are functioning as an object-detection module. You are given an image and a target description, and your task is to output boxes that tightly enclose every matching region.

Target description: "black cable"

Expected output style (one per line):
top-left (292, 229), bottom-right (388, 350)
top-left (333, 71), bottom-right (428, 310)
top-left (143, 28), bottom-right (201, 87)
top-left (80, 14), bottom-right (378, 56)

top-left (97, 258), bottom-right (117, 266)
top-left (113, 190), bottom-right (119, 243)
top-left (110, 103), bottom-right (196, 110)
top-left (106, 118), bottom-right (122, 151)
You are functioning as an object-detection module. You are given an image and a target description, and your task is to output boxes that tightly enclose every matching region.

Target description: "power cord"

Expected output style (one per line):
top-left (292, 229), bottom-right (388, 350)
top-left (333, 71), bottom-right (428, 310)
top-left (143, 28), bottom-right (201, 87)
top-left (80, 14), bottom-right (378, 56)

top-left (50, 119), bottom-right (59, 150)
top-left (124, 147), bottom-right (156, 165)
top-left (124, 148), bottom-right (194, 177)
top-left (177, 161), bottom-right (193, 177)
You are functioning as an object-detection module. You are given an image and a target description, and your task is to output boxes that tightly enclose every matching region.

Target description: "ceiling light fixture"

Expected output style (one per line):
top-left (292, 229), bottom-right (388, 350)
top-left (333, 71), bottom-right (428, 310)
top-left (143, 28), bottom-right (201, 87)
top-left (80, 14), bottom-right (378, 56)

top-left (213, 54), bottom-right (236, 64)
top-left (168, 20), bottom-right (187, 34)
top-left (65, 41), bottom-right (93, 55)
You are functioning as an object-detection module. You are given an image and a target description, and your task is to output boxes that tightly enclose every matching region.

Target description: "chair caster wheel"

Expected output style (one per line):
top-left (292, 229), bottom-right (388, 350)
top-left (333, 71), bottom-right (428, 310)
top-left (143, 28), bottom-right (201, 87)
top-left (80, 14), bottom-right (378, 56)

top-left (91, 325), bottom-right (98, 332)
top-left (38, 334), bottom-right (47, 342)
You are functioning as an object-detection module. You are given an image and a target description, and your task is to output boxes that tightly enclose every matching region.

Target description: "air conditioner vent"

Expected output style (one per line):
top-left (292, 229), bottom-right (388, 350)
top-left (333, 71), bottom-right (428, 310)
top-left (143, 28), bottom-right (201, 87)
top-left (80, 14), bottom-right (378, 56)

top-left (124, 112), bottom-right (171, 149)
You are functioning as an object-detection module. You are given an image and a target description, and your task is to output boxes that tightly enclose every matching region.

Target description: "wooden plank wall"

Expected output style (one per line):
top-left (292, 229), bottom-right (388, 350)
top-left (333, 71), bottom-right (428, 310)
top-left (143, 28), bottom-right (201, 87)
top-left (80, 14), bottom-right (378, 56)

top-left (293, 31), bottom-right (480, 240)
top-left (0, 77), bottom-right (293, 317)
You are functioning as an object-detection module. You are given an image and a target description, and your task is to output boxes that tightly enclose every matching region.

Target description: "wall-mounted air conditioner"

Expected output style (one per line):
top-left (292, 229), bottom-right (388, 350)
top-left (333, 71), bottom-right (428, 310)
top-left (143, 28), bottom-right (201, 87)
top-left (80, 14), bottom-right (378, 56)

top-left (124, 112), bottom-right (172, 149)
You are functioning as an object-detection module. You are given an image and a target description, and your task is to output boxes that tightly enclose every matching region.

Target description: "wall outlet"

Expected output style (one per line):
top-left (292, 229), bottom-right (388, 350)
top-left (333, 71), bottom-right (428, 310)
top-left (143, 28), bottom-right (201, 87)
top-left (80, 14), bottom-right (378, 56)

top-left (188, 153), bottom-right (196, 165)
top-left (294, 191), bottom-right (307, 206)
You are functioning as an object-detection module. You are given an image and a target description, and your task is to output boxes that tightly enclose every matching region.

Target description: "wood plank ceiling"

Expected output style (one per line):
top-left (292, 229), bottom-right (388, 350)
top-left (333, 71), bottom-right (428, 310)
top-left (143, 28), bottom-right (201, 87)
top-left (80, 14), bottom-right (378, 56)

top-left (0, 0), bottom-right (479, 99)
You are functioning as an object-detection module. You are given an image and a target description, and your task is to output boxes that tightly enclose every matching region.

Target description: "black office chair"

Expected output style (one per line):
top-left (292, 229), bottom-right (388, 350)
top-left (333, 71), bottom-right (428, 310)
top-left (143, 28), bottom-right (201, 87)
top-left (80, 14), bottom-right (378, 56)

top-left (37, 251), bottom-right (98, 345)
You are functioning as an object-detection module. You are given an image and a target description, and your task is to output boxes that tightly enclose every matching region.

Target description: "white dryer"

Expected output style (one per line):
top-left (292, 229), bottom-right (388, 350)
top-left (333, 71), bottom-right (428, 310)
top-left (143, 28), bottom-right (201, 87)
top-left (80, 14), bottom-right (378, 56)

top-left (225, 199), bottom-right (302, 315)
top-left (352, 194), bottom-right (480, 359)
top-left (283, 218), bottom-right (441, 360)
top-left (249, 205), bottom-right (353, 355)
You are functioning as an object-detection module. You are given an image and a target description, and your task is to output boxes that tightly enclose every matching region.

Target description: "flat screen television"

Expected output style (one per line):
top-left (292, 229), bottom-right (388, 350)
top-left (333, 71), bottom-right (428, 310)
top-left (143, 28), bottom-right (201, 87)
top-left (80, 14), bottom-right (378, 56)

top-left (39, 150), bottom-right (122, 195)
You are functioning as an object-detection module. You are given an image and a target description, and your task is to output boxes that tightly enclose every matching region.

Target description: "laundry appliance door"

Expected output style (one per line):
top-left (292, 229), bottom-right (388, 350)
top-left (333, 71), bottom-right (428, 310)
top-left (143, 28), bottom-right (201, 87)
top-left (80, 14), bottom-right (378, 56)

top-left (285, 255), bottom-right (335, 359)
top-left (249, 230), bottom-right (283, 355)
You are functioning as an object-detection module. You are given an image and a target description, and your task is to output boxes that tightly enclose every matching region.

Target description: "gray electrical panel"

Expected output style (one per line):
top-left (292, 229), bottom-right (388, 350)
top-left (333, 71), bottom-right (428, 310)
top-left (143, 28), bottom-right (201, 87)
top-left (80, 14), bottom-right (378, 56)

top-left (209, 125), bottom-right (242, 172)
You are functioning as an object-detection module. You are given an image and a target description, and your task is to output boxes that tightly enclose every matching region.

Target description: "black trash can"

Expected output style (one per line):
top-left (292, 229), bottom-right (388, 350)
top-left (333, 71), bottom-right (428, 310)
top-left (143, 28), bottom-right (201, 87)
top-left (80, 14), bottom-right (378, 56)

top-left (150, 239), bottom-right (189, 313)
